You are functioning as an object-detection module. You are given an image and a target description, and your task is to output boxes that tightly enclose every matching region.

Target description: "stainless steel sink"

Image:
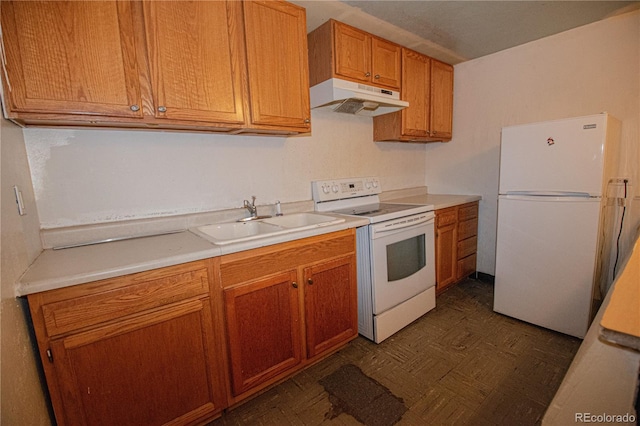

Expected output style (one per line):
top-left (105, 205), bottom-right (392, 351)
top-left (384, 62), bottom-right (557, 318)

top-left (191, 213), bottom-right (345, 245)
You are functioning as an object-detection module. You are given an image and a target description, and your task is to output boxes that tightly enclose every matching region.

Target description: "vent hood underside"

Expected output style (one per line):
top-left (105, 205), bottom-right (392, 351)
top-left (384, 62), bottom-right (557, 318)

top-left (310, 78), bottom-right (409, 116)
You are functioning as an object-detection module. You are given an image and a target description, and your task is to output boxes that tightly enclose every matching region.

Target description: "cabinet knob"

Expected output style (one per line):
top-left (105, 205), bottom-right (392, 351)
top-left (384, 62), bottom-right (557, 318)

top-left (292, 282), bottom-right (298, 288)
top-left (374, 74), bottom-right (380, 79)
top-left (307, 279), bottom-right (313, 285)
top-left (157, 106), bottom-right (167, 113)
top-left (130, 105), bottom-right (140, 112)
top-left (304, 118), bottom-right (310, 124)
top-left (365, 72), bottom-right (371, 77)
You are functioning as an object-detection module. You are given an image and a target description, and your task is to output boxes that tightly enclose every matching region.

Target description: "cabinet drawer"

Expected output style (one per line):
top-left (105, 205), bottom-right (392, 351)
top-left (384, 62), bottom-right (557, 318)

top-left (457, 236), bottom-right (477, 259)
top-left (458, 218), bottom-right (478, 241)
top-left (458, 202), bottom-right (478, 221)
top-left (436, 208), bottom-right (457, 228)
top-left (457, 253), bottom-right (477, 280)
top-left (40, 261), bottom-right (211, 337)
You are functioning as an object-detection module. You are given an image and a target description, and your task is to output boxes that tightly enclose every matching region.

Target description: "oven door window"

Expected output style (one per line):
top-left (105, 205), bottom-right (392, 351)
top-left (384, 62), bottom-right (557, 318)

top-left (386, 234), bottom-right (426, 281)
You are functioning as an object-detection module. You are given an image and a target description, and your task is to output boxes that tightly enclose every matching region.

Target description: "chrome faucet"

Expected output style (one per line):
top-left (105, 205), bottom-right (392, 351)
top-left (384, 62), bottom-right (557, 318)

top-left (244, 196), bottom-right (258, 218)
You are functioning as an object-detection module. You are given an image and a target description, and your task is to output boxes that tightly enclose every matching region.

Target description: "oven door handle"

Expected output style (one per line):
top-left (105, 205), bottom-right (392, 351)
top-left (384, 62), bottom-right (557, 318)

top-left (371, 215), bottom-right (434, 238)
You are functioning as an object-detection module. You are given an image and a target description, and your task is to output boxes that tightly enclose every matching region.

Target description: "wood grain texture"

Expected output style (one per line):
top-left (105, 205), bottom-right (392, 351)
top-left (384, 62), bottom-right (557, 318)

top-left (243, 0), bottom-right (311, 131)
top-left (306, 20), bottom-right (334, 87)
top-left (27, 258), bottom-right (227, 425)
top-left (370, 36), bottom-right (402, 90)
top-left (51, 299), bottom-right (222, 426)
top-left (40, 262), bottom-right (210, 336)
top-left (1, 0), bottom-right (143, 117)
top-left (142, 0), bottom-right (246, 124)
top-left (333, 21), bottom-right (371, 83)
top-left (224, 271), bottom-right (302, 396)
top-left (430, 59), bottom-right (454, 140)
top-left (436, 222), bottom-right (457, 293)
top-left (220, 230), bottom-right (355, 287)
top-left (304, 255), bottom-right (358, 358)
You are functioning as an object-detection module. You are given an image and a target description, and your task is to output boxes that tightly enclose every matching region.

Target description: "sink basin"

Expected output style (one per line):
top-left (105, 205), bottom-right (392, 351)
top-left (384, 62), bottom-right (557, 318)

top-left (193, 221), bottom-right (285, 245)
top-left (261, 213), bottom-right (345, 228)
top-left (192, 213), bottom-right (346, 245)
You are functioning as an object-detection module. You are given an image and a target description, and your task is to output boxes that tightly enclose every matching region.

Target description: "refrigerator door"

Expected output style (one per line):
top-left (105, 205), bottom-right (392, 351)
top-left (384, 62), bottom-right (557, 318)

top-left (494, 195), bottom-right (601, 338)
top-left (499, 115), bottom-right (607, 196)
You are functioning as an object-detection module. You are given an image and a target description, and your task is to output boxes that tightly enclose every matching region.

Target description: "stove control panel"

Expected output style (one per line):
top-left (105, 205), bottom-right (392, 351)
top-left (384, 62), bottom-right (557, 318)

top-left (312, 177), bottom-right (381, 202)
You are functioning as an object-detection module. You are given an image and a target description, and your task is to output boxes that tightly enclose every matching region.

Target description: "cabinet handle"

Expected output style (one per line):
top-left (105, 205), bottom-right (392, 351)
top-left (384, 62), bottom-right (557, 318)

top-left (307, 279), bottom-right (313, 285)
top-left (374, 74), bottom-right (380, 79)
top-left (130, 105), bottom-right (140, 112)
top-left (365, 72), bottom-right (371, 77)
top-left (292, 282), bottom-right (298, 288)
top-left (157, 106), bottom-right (167, 113)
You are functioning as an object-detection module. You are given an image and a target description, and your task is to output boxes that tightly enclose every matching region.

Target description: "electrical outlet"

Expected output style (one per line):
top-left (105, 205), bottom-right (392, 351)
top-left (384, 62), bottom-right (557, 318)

top-left (13, 185), bottom-right (26, 216)
top-left (607, 177), bottom-right (631, 199)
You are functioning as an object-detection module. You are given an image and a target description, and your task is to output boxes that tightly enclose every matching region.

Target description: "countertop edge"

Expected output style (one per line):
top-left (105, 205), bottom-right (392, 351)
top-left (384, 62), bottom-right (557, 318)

top-left (17, 216), bottom-right (368, 297)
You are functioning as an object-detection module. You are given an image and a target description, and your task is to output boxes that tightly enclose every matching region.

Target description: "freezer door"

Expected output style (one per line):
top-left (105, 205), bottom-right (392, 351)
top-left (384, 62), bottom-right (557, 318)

top-left (499, 115), bottom-right (607, 196)
top-left (494, 195), bottom-right (601, 338)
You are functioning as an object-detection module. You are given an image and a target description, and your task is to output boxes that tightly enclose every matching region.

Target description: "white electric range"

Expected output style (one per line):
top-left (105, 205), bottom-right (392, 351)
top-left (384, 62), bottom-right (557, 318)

top-left (312, 177), bottom-right (436, 343)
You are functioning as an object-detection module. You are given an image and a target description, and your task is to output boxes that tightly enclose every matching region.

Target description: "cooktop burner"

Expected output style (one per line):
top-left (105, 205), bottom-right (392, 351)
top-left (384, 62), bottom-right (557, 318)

top-left (332, 202), bottom-right (426, 218)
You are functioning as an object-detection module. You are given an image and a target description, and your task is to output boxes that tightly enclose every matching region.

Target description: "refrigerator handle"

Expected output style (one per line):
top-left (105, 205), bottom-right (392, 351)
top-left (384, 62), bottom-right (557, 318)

top-left (504, 191), bottom-right (592, 198)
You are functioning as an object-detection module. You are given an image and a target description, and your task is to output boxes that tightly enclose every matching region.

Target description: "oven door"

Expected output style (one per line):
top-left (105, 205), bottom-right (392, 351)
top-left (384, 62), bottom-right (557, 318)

top-left (370, 212), bottom-right (435, 315)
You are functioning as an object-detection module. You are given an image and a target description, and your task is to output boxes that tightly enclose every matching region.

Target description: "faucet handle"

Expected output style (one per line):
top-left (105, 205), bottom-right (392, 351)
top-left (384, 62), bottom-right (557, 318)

top-left (251, 195), bottom-right (256, 205)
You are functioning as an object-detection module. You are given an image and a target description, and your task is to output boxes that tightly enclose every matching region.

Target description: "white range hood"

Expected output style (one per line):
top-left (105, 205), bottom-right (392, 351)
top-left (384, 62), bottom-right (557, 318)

top-left (309, 78), bottom-right (409, 116)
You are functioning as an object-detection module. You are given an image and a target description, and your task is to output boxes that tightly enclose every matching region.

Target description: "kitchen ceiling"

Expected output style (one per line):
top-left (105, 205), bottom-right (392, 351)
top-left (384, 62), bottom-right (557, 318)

top-left (292, 0), bottom-right (640, 64)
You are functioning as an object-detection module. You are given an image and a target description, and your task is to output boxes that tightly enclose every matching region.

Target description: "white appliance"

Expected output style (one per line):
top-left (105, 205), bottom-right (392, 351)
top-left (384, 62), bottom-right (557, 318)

top-left (310, 78), bottom-right (409, 116)
top-left (312, 177), bottom-right (436, 343)
top-left (494, 113), bottom-right (622, 338)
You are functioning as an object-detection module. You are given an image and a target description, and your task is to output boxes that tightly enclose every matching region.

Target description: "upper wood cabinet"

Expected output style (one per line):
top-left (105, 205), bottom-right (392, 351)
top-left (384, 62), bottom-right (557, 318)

top-left (373, 49), bottom-right (454, 142)
top-left (0, 0), bottom-right (310, 134)
top-left (0, 1), bottom-right (144, 119)
top-left (243, 1), bottom-right (311, 131)
top-left (429, 59), bottom-right (454, 140)
top-left (308, 19), bottom-right (401, 90)
top-left (142, 1), bottom-right (246, 125)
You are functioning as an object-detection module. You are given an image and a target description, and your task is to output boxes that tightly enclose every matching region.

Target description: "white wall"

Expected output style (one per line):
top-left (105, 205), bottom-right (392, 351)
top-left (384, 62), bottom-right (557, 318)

top-left (425, 10), bottom-right (640, 276)
top-left (24, 109), bottom-right (427, 229)
top-left (1, 118), bottom-right (50, 424)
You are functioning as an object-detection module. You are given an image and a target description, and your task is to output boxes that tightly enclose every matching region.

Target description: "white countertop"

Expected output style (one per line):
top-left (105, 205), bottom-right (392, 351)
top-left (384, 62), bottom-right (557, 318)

top-left (17, 215), bottom-right (368, 296)
top-left (388, 193), bottom-right (482, 210)
top-left (542, 273), bottom-right (640, 424)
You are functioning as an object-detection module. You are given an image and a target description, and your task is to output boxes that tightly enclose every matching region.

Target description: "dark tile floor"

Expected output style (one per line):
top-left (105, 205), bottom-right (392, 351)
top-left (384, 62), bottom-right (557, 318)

top-left (211, 279), bottom-right (581, 425)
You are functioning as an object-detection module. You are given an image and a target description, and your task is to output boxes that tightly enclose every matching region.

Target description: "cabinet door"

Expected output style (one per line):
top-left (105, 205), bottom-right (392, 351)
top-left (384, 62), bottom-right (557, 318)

top-left (333, 21), bottom-right (371, 83)
top-left (142, 1), bottom-right (246, 124)
top-left (401, 49), bottom-right (430, 137)
top-left (430, 60), bottom-right (454, 140)
top-left (50, 299), bottom-right (224, 426)
top-left (243, 1), bottom-right (311, 130)
top-left (304, 255), bottom-right (358, 359)
top-left (0, 1), bottom-right (143, 118)
top-left (436, 223), bottom-right (457, 293)
top-left (224, 271), bottom-right (302, 396)
top-left (371, 37), bottom-right (402, 90)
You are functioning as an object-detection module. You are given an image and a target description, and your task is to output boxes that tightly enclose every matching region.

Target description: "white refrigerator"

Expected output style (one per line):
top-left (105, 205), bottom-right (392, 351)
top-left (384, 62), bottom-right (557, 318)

top-left (494, 113), bottom-right (621, 338)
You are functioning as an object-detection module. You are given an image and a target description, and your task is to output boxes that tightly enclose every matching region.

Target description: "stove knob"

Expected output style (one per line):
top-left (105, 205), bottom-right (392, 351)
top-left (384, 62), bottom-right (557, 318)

top-left (372, 180), bottom-right (379, 188)
top-left (331, 184), bottom-right (339, 193)
top-left (322, 184), bottom-right (330, 194)
top-left (365, 181), bottom-right (372, 189)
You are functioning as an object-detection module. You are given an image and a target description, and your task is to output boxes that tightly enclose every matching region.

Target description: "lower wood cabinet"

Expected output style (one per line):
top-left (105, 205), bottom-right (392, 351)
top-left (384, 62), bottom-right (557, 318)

top-left (26, 230), bottom-right (357, 423)
top-left (27, 259), bottom-right (228, 426)
top-left (217, 229), bottom-right (358, 403)
top-left (435, 201), bottom-right (479, 294)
